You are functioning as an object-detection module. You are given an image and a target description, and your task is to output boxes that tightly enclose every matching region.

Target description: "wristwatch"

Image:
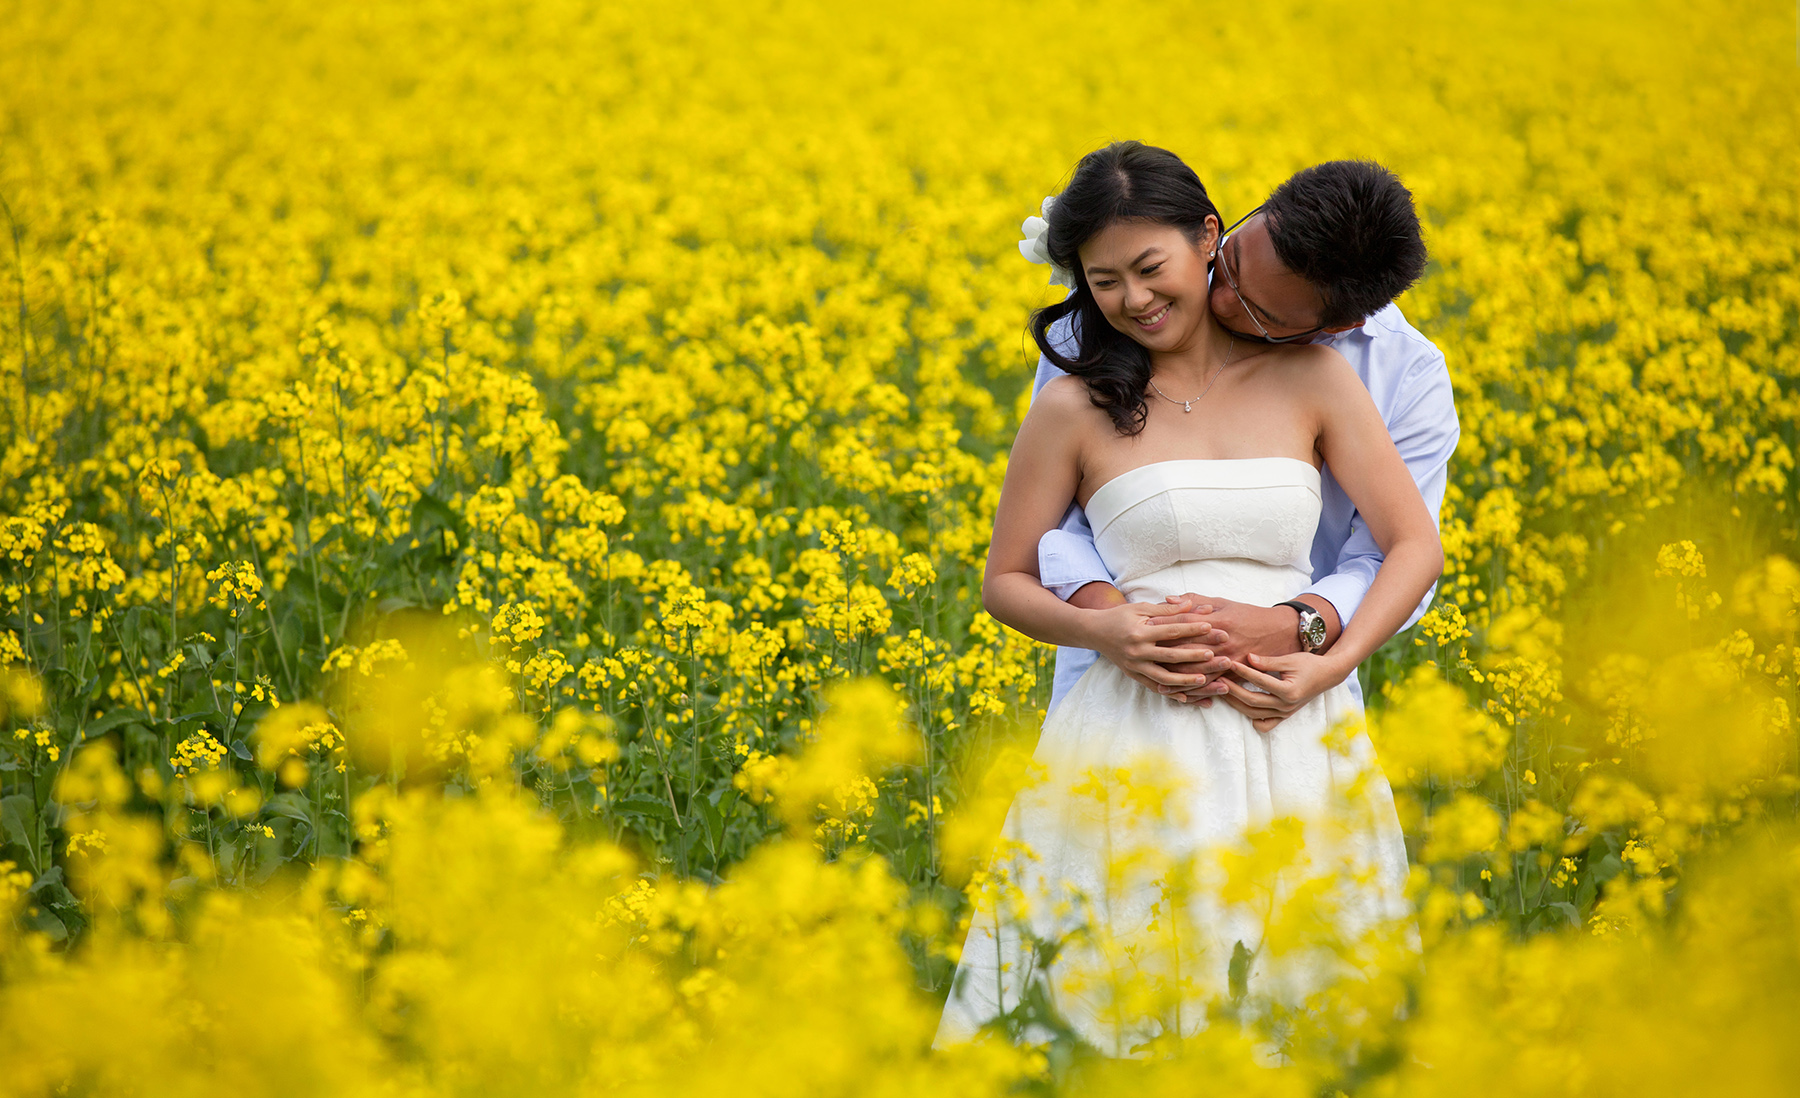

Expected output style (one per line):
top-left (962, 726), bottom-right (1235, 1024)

top-left (1277, 600), bottom-right (1327, 654)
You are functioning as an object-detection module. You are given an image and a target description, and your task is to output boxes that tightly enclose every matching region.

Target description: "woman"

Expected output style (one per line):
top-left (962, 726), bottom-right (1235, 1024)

top-left (937, 142), bottom-right (1441, 1052)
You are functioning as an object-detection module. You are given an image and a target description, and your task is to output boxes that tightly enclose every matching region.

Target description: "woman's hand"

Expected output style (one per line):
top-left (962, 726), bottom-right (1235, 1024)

top-left (1078, 599), bottom-right (1232, 693)
top-left (1218, 652), bottom-right (1353, 733)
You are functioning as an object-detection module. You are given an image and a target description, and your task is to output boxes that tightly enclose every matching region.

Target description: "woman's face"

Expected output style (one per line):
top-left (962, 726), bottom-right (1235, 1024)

top-left (1078, 218), bottom-right (1219, 353)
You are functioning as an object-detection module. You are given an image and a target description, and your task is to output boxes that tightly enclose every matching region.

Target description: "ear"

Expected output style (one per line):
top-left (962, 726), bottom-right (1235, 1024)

top-left (1200, 214), bottom-right (1222, 257)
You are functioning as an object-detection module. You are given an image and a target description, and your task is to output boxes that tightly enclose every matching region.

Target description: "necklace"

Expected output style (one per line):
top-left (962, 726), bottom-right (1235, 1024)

top-left (1147, 337), bottom-right (1237, 413)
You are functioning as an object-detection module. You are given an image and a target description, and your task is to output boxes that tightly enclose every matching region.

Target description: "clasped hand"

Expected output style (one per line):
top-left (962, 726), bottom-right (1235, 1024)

top-left (1074, 597), bottom-right (1234, 694)
top-left (1079, 592), bottom-right (1345, 734)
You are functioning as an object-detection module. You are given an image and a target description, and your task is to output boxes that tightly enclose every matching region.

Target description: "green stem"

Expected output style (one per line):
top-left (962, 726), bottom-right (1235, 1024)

top-left (0, 191), bottom-right (31, 444)
top-left (161, 485), bottom-right (179, 721)
top-left (293, 427), bottom-right (333, 654)
top-left (247, 536), bottom-right (300, 701)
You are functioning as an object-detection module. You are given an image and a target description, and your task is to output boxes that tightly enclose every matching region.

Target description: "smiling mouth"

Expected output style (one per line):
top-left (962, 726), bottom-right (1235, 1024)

top-left (1133, 303), bottom-right (1172, 328)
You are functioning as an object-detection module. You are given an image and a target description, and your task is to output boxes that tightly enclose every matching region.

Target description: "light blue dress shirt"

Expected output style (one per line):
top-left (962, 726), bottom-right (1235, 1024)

top-left (1032, 302), bottom-right (1460, 709)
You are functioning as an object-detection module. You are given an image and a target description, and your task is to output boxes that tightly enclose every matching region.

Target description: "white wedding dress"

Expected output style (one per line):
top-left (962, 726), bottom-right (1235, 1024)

top-left (937, 458), bottom-right (1410, 1053)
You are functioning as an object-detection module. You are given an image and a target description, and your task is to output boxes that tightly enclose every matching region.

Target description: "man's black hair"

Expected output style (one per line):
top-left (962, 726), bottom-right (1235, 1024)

top-left (1264, 160), bottom-right (1427, 328)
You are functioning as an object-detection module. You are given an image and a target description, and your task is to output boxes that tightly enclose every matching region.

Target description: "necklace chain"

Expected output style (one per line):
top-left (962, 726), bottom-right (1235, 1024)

top-left (1147, 337), bottom-right (1237, 413)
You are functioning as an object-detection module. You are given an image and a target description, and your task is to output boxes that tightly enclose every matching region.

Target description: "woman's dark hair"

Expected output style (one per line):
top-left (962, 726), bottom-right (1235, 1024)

top-left (1030, 141), bottom-right (1222, 435)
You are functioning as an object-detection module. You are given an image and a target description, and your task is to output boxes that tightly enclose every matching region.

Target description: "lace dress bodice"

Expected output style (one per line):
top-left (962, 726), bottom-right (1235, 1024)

top-left (1086, 458), bottom-right (1321, 608)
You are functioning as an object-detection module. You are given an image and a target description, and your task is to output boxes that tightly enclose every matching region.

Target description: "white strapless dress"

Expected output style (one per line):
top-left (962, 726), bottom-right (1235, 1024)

top-left (937, 459), bottom-right (1410, 1054)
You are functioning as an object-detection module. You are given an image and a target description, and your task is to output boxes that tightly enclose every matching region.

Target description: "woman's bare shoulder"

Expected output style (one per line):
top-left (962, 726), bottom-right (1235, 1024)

top-left (1020, 373), bottom-right (1113, 455)
top-left (1030, 374), bottom-right (1109, 423)
top-left (1265, 339), bottom-right (1353, 372)
top-left (1263, 341), bottom-right (1363, 396)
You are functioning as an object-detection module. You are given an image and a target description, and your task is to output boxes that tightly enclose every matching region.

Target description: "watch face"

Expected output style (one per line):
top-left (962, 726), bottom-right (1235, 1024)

top-left (1302, 614), bottom-right (1326, 649)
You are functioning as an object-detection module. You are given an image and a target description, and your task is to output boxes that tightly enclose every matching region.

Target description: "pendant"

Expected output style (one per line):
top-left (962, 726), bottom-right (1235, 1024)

top-left (1183, 401), bottom-right (1193, 412)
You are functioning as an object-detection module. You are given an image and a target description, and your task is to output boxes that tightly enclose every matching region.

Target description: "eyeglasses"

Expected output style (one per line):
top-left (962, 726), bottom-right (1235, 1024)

top-left (1214, 206), bottom-right (1327, 345)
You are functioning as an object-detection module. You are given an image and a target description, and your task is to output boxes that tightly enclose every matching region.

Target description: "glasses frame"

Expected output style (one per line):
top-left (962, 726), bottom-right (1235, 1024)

top-left (1215, 206), bottom-right (1328, 345)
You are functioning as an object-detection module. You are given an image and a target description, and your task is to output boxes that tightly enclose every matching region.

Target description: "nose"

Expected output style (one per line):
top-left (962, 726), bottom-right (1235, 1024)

top-left (1125, 281), bottom-right (1155, 313)
top-left (1208, 281), bottom-right (1238, 323)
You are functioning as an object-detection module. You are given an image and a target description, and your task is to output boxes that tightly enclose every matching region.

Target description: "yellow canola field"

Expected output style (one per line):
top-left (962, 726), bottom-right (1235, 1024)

top-left (3, 0), bottom-right (1800, 1092)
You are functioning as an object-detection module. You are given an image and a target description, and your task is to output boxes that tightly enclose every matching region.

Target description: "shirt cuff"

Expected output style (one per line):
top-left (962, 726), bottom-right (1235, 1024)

top-left (1038, 529), bottom-right (1113, 596)
top-left (1301, 574), bottom-right (1366, 627)
top-left (1046, 580), bottom-right (1094, 602)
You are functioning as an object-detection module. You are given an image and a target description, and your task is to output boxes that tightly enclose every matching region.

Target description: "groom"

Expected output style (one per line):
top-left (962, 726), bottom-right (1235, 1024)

top-left (1034, 159), bottom-right (1458, 730)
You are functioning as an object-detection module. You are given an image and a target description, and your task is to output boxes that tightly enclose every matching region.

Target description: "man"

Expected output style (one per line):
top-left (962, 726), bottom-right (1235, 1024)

top-left (1033, 159), bottom-right (1458, 729)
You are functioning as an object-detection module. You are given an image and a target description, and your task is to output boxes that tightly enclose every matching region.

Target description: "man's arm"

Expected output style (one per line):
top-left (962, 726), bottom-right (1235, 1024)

top-left (1033, 332), bottom-right (1127, 600)
top-left (1216, 345), bottom-right (1460, 726)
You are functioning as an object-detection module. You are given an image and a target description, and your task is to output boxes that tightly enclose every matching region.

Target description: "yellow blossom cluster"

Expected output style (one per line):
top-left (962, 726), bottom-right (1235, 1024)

top-left (1, 0), bottom-right (1799, 1090)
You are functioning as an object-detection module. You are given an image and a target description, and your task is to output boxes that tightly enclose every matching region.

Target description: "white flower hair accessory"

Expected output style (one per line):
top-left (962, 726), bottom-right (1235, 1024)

top-left (1018, 195), bottom-right (1075, 289)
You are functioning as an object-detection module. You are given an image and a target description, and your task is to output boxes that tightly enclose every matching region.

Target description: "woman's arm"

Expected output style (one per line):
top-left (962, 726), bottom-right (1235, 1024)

top-left (1306, 353), bottom-right (1445, 671)
top-left (985, 379), bottom-right (1219, 689)
top-left (1224, 349), bottom-right (1444, 719)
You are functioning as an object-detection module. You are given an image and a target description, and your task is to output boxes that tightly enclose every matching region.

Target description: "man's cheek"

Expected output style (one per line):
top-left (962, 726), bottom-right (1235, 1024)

top-left (1208, 285), bottom-right (1239, 323)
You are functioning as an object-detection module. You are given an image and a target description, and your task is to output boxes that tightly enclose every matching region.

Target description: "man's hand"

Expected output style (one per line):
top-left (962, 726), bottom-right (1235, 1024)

top-left (1156, 594), bottom-right (1343, 709)
top-left (1158, 596), bottom-right (1300, 661)
top-left (1217, 652), bottom-right (1353, 733)
top-left (1066, 587), bottom-right (1231, 694)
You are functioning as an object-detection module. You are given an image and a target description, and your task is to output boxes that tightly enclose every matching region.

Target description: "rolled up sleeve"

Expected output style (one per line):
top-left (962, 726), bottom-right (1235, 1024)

top-left (1039, 505), bottom-right (1112, 601)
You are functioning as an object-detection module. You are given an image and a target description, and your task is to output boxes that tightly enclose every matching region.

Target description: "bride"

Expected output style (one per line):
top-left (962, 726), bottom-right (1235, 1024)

top-left (937, 143), bottom-right (1441, 1052)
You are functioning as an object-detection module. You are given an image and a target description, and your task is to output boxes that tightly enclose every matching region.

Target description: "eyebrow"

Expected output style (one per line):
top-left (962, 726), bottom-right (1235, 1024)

top-left (1084, 247), bottom-right (1164, 275)
top-left (1227, 235), bottom-right (1289, 327)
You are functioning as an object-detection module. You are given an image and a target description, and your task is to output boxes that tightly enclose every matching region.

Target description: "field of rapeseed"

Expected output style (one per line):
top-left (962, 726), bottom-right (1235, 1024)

top-left (3, 0), bottom-right (1799, 1091)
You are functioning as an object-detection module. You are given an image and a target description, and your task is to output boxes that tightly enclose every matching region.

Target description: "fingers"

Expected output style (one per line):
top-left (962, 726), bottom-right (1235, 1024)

top-left (1154, 625), bottom-right (1230, 649)
top-left (1166, 593), bottom-right (1220, 609)
top-left (1142, 620), bottom-right (1219, 644)
top-left (1159, 658), bottom-right (1233, 680)
top-left (1135, 600), bottom-right (1206, 619)
top-left (1228, 658), bottom-right (1290, 695)
top-left (1155, 641), bottom-right (1223, 660)
top-left (1220, 678), bottom-right (1291, 711)
top-left (1219, 693), bottom-right (1290, 728)
top-left (1124, 670), bottom-right (1162, 692)
top-left (1153, 652), bottom-right (1217, 671)
top-left (1244, 652), bottom-right (1302, 672)
top-left (1164, 676), bottom-right (1229, 698)
top-left (1130, 661), bottom-right (1211, 688)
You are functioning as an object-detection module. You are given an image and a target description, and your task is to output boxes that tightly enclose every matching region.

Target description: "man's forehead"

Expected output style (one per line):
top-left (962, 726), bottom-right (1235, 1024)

top-left (1229, 215), bottom-right (1322, 324)
top-left (1230, 214), bottom-right (1288, 276)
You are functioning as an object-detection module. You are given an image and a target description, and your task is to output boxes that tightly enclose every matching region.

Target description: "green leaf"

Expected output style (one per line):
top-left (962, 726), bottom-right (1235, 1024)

top-left (617, 796), bottom-right (674, 822)
top-left (412, 491), bottom-right (469, 541)
top-left (169, 709), bottom-right (229, 733)
top-left (265, 793), bottom-right (315, 822)
top-left (716, 787), bottom-right (742, 823)
top-left (25, 904), bottom-right (69, 943)
top-left (1228, 939), bottom-right (1254, 1004)
top-left (85, 707), bottom-right (153, 737)
top-left (1592, 853), bottom-right (1624, 884)
top-left (1, 794), bottom-right (38, 854)
top-left (28, 866), bottom-right (78, 912)
top-left (698, 796), bottom-right (724, 850)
